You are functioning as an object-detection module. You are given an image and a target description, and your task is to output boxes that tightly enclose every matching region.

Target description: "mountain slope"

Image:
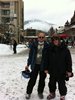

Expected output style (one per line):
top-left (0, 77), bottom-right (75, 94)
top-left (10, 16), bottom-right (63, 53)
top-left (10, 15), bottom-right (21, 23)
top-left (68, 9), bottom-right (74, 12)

top-left (24, 19), bottom-right (57, 32)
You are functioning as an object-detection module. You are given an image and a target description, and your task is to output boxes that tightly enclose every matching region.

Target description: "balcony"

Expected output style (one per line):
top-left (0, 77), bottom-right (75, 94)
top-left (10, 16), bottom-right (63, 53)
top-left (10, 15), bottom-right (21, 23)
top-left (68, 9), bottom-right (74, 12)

top-left (0, 15), bottom-right (10, 18)
top-left (0, 2), bottom-right (10, 9)
top-left (0, 5), bottom-right (10, 8)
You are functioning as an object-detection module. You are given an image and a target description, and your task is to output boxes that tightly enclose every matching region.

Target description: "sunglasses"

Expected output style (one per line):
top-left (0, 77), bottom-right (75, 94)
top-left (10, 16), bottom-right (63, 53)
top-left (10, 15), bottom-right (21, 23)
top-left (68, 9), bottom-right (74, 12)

top-left (52, 37), bottom-right (60, 40)
top-left (38, 37), bottom-right (45, 39)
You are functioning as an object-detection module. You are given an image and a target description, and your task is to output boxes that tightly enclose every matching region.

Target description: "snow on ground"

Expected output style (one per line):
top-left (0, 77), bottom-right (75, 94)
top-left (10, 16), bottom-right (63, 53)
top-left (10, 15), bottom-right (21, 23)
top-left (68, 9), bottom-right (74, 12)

top-left (0, 44), bottom-right (27, 55)
top-left (0, 44), bottom-right (75, 100)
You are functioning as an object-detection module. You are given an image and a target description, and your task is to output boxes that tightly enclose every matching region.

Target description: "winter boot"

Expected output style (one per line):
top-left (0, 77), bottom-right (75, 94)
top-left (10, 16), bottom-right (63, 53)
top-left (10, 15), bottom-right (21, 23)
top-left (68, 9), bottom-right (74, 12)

top-left (60, 96), bottom-right (65, 100)
top-left (47, 92), bottom-right (55, 100)
top-left (38, 93), bottom-right (44, 99)
top-left (25, 93), bottom-right (31, 99)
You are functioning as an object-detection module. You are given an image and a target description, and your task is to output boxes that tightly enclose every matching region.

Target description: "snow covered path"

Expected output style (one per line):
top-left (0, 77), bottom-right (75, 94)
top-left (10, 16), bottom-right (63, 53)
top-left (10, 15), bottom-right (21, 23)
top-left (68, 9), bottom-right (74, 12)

top-left (0, 48), bottom-right (75, 100)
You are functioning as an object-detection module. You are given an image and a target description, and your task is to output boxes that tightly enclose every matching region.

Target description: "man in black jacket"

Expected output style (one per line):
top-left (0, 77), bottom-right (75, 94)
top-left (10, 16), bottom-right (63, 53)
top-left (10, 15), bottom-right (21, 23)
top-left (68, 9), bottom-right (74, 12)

top-left (25, 32), bottom-right (49, 99)
top-left (44, 35), bottom-right (73, 100)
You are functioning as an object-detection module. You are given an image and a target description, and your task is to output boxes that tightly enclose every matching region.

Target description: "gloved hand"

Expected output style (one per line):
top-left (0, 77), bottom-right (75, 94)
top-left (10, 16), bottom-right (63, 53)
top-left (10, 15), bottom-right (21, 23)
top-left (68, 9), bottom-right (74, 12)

top-left (65, 71), bottom-right (74, 81)
top-left (66, 71), bottom-right (74, 77)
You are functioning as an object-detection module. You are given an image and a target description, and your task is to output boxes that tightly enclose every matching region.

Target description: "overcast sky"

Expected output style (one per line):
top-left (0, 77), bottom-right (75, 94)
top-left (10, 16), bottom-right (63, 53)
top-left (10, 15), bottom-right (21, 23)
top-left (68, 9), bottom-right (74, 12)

top-left (23, 0), bottom-right (75, 26)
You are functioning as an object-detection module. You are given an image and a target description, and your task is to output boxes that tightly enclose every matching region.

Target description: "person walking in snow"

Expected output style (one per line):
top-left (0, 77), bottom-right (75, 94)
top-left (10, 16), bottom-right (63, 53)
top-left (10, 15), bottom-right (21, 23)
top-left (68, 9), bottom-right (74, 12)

top-left (44, 34), bottom-right (73, 100)
top-left (12, 39), bottom-right (17, 54)
top-left (25, 32), bottom-right (49, 99)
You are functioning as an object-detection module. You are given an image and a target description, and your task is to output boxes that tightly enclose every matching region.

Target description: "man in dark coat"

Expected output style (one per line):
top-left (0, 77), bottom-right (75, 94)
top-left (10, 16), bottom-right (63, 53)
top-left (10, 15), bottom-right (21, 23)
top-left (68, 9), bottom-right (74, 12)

top-left (44, 35), bottom-right (73, 100)
top-left (25, 32), bottom-right (49, 99)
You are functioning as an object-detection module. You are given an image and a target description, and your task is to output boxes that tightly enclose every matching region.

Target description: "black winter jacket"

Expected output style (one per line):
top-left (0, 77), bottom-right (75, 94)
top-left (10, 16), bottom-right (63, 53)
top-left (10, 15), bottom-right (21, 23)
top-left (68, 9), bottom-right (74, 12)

top-left (44, 43), bottom-right (72, 80)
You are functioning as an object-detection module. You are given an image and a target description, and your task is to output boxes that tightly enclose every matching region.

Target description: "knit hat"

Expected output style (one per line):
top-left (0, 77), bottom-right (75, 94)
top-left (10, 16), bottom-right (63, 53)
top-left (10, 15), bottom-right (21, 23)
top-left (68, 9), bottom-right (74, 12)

top-left (51, 34), bottom-right (60, 41)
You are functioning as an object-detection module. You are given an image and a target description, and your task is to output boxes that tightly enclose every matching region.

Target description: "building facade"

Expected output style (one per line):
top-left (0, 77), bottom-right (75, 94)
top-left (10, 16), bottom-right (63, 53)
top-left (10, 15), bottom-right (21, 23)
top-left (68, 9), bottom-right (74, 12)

top-left (0, 0), bottom-right (24, 43)
top-left (64, 11), bottom-right (75, 40)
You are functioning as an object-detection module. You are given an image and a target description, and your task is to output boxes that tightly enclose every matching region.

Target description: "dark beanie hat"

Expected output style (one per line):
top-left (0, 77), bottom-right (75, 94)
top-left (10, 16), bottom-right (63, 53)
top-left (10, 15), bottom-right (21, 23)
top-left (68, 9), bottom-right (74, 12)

top-left (51, 34), bottom-right (60, 41)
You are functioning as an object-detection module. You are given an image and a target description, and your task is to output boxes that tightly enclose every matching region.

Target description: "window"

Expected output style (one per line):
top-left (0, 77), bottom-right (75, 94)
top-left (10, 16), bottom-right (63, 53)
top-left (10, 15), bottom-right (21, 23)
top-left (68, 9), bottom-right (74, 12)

top-left (0, 2), bottom-right (10, 8)
top-left (1, 10), bottom-right (10, 15)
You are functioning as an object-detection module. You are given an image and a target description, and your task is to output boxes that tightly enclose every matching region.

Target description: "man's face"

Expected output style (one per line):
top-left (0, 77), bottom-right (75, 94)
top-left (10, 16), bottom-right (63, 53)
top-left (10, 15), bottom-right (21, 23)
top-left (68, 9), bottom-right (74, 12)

top-left (38, 33), bottom-right (45, 42)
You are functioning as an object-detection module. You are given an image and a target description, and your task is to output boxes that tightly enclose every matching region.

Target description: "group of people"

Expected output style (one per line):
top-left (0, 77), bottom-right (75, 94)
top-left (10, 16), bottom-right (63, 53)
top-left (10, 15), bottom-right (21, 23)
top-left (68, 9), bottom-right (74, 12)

top-left (25, 32), bottom-right (73, 100)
